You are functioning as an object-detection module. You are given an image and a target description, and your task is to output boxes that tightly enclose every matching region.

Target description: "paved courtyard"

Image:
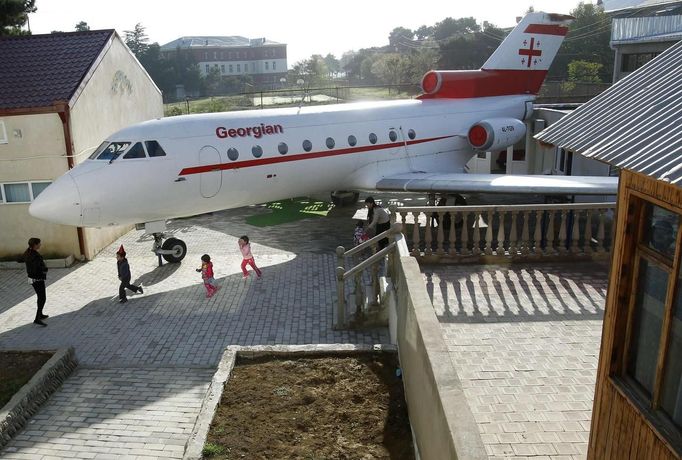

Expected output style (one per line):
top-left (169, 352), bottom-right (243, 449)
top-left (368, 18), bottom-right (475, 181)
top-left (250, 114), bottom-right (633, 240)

top-left (0, 193), bottom-right (610, 459)
top-left (0, 200), bottom-right (388, 459)
top-left (424, 262), bottom-right (607, 460)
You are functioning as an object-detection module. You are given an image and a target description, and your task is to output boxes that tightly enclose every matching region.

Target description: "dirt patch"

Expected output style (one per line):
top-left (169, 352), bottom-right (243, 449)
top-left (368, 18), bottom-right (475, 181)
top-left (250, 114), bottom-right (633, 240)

top-left (205, 353), bottom-right (414, 459)
top-left (0, 351), bottom-right (54, 408)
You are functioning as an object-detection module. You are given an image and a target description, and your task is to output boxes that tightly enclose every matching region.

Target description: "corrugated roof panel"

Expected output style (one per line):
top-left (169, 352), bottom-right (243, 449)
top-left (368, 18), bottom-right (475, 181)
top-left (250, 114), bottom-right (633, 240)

top-left (535, 39), bottom-right (682, 183)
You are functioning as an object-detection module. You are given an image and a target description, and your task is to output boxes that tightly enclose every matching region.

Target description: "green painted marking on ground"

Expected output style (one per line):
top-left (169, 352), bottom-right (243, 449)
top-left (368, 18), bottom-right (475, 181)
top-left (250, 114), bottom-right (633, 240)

top-left (246, 198), bottom-right (333, 227)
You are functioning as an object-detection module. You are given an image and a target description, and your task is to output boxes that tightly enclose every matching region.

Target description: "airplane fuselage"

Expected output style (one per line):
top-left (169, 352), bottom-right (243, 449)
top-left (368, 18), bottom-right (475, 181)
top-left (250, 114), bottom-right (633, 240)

top-left (36, 96), bottom-right (530, 227)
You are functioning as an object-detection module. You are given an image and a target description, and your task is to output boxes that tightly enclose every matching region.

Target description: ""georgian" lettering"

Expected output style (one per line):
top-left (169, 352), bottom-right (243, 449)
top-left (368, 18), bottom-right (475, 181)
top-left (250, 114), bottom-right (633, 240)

top-left (216, 124), bottom-right (284, 139)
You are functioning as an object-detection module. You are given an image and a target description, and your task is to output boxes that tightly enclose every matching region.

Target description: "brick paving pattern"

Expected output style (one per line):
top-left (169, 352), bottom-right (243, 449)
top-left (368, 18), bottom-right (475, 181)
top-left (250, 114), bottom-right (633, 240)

top-left (424, 263), bottom-right (608, 460)
top-left (0, 201), bottom-right (387, 459)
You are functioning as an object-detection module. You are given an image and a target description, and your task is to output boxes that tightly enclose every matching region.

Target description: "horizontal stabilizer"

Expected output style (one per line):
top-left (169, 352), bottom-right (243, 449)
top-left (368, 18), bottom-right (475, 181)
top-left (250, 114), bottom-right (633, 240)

top-left (376, 173), bottom-right (617, 195)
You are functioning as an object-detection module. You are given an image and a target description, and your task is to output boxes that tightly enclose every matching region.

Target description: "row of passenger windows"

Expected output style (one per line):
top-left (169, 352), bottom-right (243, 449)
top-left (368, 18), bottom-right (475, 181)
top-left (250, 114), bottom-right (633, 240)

top-left (227, 129), bottom-right (417, 161)
top-left (89, 140), bottom-right (167, 160)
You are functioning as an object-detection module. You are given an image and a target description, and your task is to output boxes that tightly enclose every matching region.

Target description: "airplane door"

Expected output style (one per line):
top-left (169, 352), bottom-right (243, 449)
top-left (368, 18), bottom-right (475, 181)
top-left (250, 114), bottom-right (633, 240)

top-left (198, 146), bottom-right (222, 198)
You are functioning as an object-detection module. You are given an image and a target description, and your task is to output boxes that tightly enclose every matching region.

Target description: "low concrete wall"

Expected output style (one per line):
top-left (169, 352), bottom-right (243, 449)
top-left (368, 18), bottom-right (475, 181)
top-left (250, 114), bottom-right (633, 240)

top-left (0, 255), bottom-right (76, 270)
top-left (394, 248), bottom-right (487, 460)
top-left (0, 347), bottom-right (78, 448)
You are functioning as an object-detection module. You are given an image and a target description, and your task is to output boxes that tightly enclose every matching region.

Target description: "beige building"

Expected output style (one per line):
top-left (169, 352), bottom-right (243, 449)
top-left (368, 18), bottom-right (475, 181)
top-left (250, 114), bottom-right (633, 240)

top-left (0, 30), bottom-right (163, 261)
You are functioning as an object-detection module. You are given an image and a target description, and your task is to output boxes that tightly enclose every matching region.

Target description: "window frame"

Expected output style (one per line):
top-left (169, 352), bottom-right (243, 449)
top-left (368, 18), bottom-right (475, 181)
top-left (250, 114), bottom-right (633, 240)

top-left (614, 191), bottom-right (682, 451)
top-left (0, 120), bottom-right (7, 144)
top-left (0, 180), bottom-right (53, 204)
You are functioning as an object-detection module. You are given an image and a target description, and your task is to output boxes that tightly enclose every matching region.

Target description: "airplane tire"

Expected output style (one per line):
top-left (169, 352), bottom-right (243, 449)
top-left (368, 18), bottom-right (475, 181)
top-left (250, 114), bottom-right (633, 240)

top-left (161, 238), bottom-right (187, 263)
top-left (331, 191), bottom-right (359, 207)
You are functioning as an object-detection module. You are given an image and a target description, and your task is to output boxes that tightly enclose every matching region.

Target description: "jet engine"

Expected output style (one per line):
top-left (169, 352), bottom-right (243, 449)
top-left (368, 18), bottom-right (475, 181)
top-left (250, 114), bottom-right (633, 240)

top-left (467, 118), bottom-right (526, 151)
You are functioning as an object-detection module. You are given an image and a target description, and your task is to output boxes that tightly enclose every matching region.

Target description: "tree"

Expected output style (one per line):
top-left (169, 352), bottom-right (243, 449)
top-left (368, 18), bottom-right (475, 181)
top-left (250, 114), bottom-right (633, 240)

top-left (0, 0), bottom-right (36, 36)
top-left (123, 23), bottom-right (149, 56)
top-left (323, 53), bottom-right (340, 77)
top-left (549, 2), bottom-right (612, 81)
top-left (433, 17), bottom-right (479, 42)
top-left (388, 27), bottom-right (414, 52)
top-left (75, 21), bottom-right (90, 31)
top-left (371, 53), bottom-right (410, 86)
top-left (567, 60), bottom-right (603, 82)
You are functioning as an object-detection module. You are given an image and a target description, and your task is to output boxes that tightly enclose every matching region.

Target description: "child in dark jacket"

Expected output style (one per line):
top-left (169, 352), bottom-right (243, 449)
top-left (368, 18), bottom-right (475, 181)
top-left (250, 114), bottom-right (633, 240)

top-left (116, 245), bottom-right (142, 303)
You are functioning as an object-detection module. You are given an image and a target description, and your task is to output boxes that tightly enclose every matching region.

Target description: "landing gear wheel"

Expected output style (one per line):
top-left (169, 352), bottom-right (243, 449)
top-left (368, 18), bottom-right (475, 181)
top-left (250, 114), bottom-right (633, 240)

top-left (161, 238), bottom-right (187, 263)
top-left (331, 191), bottom-right (359, 207)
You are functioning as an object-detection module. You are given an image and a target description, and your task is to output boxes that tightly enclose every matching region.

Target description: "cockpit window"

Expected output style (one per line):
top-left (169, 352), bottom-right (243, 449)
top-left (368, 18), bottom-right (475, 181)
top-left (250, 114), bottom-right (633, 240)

top-left (145, 140), bottom-right (167, 157)
top-left (123, 142), bottom-right (146, 159)
top-left (93, 142), bottom-right (131, 160)
top-left (89, 141), bottom-right (110, 160)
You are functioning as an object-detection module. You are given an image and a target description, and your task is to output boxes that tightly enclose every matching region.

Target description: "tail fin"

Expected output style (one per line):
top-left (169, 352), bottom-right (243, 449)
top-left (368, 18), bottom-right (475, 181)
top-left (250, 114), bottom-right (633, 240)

top-left (418, 12), bottom-right (572, 99)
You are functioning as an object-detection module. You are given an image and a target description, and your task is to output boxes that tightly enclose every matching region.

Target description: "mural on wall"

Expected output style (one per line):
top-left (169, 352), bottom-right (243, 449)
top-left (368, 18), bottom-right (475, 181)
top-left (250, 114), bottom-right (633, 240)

top-left (111, 71), bottom-right (133, 95)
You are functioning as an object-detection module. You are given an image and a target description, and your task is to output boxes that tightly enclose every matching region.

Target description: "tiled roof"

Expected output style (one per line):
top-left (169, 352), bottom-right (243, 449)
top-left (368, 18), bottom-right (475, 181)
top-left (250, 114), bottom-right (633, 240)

top-left (535, 40), bottom-right (682, 184)
top-left (0, 30), bottom-right (114, 110)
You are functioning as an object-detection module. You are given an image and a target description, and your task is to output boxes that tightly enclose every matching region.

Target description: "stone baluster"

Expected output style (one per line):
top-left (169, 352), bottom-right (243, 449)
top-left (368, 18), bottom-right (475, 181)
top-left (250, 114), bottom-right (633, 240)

top-left (436, 211), bottom-right (445, 255)
top-left (484, 210), bottom-right (494, 255)
top-left (509, 211), bottom-right (518, 256)
top-left (424, 211), bottom-right (434, 255)
top-left (558, 210), bottom-right (568, 254)
top-left (545, 210), bottom-right (556, 255)
top-left (521, 211), bottom-right (531, 255)
top-left (584, 210), bottom-right (594, 253)
top-left (448, 212), bottom-right (458, 256)
top-left (461, 212), bottom-right (470, 256)
top-left (354, 270), bottom-right (363, 315)
top-left (570, 210), bottom-right (581, 253)
top-left (533, 210), bottom-right (543, 255)
top-left (597, 209), bottom-right (606, 253)
top-left (472, 212), bottom-right (481, 255)
top-left (411, 212), bottom-right (421, 256)
top-left (496, 211), bottom-right (506, 255)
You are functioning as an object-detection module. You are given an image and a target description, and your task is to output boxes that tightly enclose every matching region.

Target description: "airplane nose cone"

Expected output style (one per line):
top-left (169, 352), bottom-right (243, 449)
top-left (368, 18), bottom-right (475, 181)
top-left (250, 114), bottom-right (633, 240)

top-left (29, 173), bottom-right (82, 226)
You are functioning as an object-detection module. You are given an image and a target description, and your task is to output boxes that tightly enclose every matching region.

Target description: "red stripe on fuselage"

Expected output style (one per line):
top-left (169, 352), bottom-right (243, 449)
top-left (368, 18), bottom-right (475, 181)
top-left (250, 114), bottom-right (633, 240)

top-left (523, 24), bottom-right (568, 36)
top-left (178, 135), bottom-right (454, 176)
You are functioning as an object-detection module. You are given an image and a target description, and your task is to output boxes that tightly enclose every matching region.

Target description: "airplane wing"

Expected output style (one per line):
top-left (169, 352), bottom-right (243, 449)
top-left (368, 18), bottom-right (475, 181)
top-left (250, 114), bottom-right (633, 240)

top-left (375, 173), bottom-right (618, 195)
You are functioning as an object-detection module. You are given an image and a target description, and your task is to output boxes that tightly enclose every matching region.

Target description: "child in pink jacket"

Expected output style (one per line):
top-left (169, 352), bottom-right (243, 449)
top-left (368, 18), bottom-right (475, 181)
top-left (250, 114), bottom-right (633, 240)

top-left (196, 254), bottom-right (219, 297)
top-left (238, 235), bottom-right (262, 279)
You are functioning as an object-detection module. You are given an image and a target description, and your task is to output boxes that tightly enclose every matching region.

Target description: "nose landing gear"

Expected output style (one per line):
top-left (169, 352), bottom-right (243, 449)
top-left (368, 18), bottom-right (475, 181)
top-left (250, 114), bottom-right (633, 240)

top-left (152, 234), bottom-right (187, 265)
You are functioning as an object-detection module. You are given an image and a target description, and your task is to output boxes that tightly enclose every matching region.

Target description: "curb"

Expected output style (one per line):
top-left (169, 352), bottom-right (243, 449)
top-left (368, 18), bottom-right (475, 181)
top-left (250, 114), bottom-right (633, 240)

top-left (183, 343), bottom-right (396, 460)
top-left (0, 347), bottom-right (78, 449)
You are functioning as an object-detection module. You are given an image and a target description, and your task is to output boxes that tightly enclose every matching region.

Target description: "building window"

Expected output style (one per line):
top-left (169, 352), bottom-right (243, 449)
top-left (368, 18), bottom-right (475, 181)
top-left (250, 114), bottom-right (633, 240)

top-left (302, 140), bottom-right (312, 152)
top-left (616, 198), bottom-right (682, 444)
top-left (622, 52), bottom-right (660, 73)
top-left (0, 121), bottom-right (7, 144)
top-left (348, 135), bottom-right (357, 146)
top-left (252, 145), bottom-right (263, 158)
top-left (3, 183), bottom-right (31, 203)
top-left (265, 61), bottom-right (269, 70)
top-left (31, 182), bottom-right (51, 199)
top-left (278, 142), bottom-right (288, 155)
top-left (369, 133), bottom-right (378, 144)
top-left (205, 64), bottom-right (210, 73)
top-left (272, 61), bottom-right (276, 70)
top-left (229, 64), bottom-right (233, 73)
top-left (227, 148), bottom-right (239, 161)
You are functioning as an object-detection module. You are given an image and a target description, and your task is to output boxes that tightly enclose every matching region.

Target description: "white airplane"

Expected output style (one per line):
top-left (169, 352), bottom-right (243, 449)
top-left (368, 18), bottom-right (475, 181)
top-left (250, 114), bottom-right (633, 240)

top-left (29, 12), bottom-right (617, 263)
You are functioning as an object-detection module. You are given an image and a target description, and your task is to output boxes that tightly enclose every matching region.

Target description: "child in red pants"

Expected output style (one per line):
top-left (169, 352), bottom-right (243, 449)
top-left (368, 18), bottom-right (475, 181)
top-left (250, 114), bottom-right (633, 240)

top-left (238, 235), bottom-right (262, 279)
top-left (196, 254), bottom-right (219, 297)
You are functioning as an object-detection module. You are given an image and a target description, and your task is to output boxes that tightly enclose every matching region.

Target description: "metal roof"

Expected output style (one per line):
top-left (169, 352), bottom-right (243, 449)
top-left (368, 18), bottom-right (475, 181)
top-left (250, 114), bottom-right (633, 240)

top-left (160, 36), bottom-right (283, 51)
top-left (0, 30), bottom-right (114, 110)
top-left (602, 0), bottom-right (682, 13)
top-left (535, 39), bottom-right (682, 184)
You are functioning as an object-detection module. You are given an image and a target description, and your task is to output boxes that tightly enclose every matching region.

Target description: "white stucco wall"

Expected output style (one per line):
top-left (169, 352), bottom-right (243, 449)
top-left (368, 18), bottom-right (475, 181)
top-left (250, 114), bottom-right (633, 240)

top-left (0, 113), bottom-right (80, 258)
top-left (69, 34), bottom-right (163, 260)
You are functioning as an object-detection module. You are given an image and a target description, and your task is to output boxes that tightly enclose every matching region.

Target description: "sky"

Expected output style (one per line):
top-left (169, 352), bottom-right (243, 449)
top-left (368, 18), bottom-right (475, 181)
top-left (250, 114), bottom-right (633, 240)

top-left (28, 0), bottom-right (593, 65)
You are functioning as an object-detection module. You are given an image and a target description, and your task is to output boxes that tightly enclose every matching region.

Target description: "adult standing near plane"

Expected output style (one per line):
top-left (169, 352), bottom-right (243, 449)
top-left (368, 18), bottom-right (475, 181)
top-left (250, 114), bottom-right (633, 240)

top-left (365, 197), bottom-right (391, 250)
top-left (24, 237), bottom-right (49, 327)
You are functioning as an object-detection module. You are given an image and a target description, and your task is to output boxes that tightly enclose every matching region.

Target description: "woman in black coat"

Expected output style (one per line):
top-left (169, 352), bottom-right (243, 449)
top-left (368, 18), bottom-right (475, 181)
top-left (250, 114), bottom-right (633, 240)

top-left (24, 237), bottom-right (49, 327)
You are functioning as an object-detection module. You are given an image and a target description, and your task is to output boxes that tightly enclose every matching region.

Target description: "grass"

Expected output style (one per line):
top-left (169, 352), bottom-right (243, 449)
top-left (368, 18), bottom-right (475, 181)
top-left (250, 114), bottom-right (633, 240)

top-left (202, 442), bottom-right (225, 457)
top-left (245, 198), bottom-right (333, 227)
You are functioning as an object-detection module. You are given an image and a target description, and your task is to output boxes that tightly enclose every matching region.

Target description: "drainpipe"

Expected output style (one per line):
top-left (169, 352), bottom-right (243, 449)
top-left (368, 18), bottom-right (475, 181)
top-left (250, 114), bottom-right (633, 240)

top-left (55, 101), bottom-right (87, 259)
